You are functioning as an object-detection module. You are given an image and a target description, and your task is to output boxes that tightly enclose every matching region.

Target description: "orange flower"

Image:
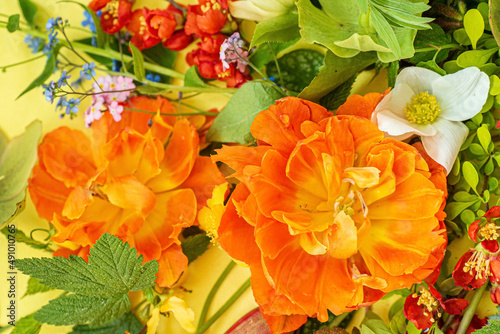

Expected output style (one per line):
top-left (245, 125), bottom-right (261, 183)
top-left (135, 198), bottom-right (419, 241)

top-left (29, 96), bottom-right (225, 287)
top-left (214, 97), bottom-right (446, 333)
top-left (336, 89), bottom-right (390, 119)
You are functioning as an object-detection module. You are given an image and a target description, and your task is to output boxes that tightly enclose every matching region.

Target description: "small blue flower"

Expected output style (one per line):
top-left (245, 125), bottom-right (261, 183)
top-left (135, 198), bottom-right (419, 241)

top-left (43, 81), bottom-right (56, 103)
top-left (46, 17), bottom-right (61, 33)
top-left (57, 71), bottom-right (71, 87)
top-left (146, 73), bottom-right (161, 82)
top-left (112, 59), bottom-right (121, 72)
top-left (24, 34), bottom-right (42, 54)
top-left (48, 30), bottom-right (59, 48)
top-left (80, 62), bottom-right (96, 80)
top-left (56, 96), bottom-right (67, 111)
top-left (62, 98), bottom-right (81, 115)
top-left (268, 76), bottom-right (276, 82)
top-left (81, 11), bottom-right (97, 33)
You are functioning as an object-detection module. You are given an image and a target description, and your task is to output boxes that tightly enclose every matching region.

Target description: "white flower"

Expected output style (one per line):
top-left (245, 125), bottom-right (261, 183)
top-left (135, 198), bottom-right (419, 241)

top-left (229, 0), bottom-right (296, 22)
top-left (372, 67), bottom-right (489, 174)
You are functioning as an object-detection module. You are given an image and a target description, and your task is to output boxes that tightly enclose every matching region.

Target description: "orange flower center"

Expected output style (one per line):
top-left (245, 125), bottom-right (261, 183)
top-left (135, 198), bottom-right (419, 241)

top-left (413, 288), bottom-right (440, 322)
top-left (103, 0), bottom-right (119, 25)
top-left (479, 222), bottom-right (500, 241)
top-left (463, 250), bottom-right (491, 279)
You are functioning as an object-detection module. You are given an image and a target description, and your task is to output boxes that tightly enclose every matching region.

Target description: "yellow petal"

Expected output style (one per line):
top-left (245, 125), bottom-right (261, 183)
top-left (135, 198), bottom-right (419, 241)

top-left (147, 307), bottom-right (160, 334)
top-left (328, 211), bottom-right (358, 259)
top-left (160, 296), bottom-right (196, 333)
top-left (198, 183), bottom-right (228, 241)
top-left (342, 167), bottom-right (380, 188)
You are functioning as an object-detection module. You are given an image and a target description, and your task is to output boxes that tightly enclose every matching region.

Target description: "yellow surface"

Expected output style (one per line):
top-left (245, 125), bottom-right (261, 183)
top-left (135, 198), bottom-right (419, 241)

top-left (0, 1), bottom-right (255, 333)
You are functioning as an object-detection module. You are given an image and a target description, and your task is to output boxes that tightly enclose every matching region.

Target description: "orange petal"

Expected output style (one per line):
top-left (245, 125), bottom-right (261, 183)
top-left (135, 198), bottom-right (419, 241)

top-left (62, 186), bottom-right (94, 219)
top-left (156, 244), bottom-right (188, 287)
top-left (102, 130), bottom-right (148, 178)
top-left (336, 91), bottom-right (387, 119)
top-left (103, 175), bottom-right (156, 215)
top-left (260, 311), bottom-right (308, 334)
top-left (328, 211), bottom-right (358, 259)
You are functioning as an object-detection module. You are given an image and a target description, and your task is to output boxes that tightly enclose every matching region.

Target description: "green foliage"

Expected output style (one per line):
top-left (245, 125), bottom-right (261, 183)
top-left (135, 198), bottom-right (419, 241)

top-left (462, 161), bottom-right (479, 191)
top-left (0, 120), bottom-right (41, 226)
top-left (11, 314), bottom-right (41, 334)
top-left (299, 51), bottom-right (377, 101)
top-left (491, 0), bottom-right (500, 47)
top-left (16, 234), bottom-right (158, 327)
top-left (184, 66), bottom-right (207, 88)
top-left (18, 0), bottom-right (37, 27)
top-left (181, 233), bottom-right (211, 263)
top-left (416, 60), bottom-right (446, 75)
top-left (387, 61), bottom-right (399, 87)
top-left (142, 44), bottom-right (177, 82)
top-left (266, 49), bottom-right (324, 92)
top-left (249, 39), bottom-right (299, 69)
top-left (319, 74), bottom-right (357, 111)
top-left (0, 227), bottom-right (52, 251)
top-left (60, 1), bottom-right (105, 48)
top-left (24, 278), bottom-right (53, 297)
top-left (405, 321), bottom-right (421, 334)
top-left (474, 312), bottom-right (500, 334)
top-left (300, 311), bottom-right (353, 334)
top-left (360, 319), bottom-right (392, 334)
top-left (7, 14), bottom-right (20, 33)
top-left (464, 9), bottom-right (485, 49)
top-left (129, 42), bottom-right (145, 82)
top-left (250, 13), bottom-right (300, 48)
top-left (456, 49), bottom-right (498, 68)
top-left (389, 309), bottom-right (406, 334)
top-left (17, 46), bottom-right (60, 99)
top-left (206, 82), bottom-right (285, 144)
top-left (70, 312), bottom-right (142, 334)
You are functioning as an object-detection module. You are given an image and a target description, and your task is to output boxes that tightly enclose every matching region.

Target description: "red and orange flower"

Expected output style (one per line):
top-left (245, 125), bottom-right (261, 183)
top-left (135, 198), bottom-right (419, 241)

top-left (213, 97), bottom-right (447, 333)
top-left (89, 0), bottom-right (133, 34)
top-left (29, 96), bottom-right (225, 287)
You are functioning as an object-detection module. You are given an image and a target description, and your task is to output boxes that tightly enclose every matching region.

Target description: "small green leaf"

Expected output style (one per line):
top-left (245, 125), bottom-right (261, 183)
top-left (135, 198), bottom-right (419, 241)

top-left (7, 14), bottom-right (20, 33)
top-left (490, 0), bottom-right (500, 48)
top-left (0, 227), bottom-right (51, 251)
top-left (485, 159), bottom-right (495, 175)
top-left (489, 75), bottom-right (500, 95)
top-left (389, 309), bottom-right (406, 334)
top-left (11, 314), bottom-right (41, 334)
top-left (460, 209), bottom-right (476, 225)
top-left (250, 12), bottom-right (300, 48)
top-left (488, 177), bottom-right (499, 191)
top-left (469, 143), bottom-right (486, 156)
top-left (18, 0), bottom-right (37, 26)
top-left (478, 125), bottom-right (492, 152)
top-left (406, 321), bottom-right (422, 334)
top-left (464, 9), bottom-right (485, 49)
top-left (445, 200), bottom-right (480, 220)
top-left (409, 23), bottom-right (451, 64)
top-left (249, 39), bottom-right (299, 69)
top-left (319, 74), bottom-right (357, 111)
top-left (24, 277), bottom-right (53, 297)
top-left (129, 42), bottom-right (145, 82)
top-left (70, 312), bottom-right (142, 334)
top-left (416, 60), bottom-right (446, 75)
top-left (456, 49), bottom-right (498, 68)
top-left (387, 61), bottom-right (399, 87)
top-left (462, 161), bottom-right (479, 190)
top-left (266, 49), bottom-right (324, 92)
top-left (453, 191), bottom-right (478, 202)
top-left (453, 28), bottom-right (472, 46)
top-left (370, 6), bottom-right (401, 59)
top-left (206, 82), bottom-right (285, 144)
top-left (59, 1), bottom-right (105, 48)
top-left (184, 66), bottom-right (207, 88)
top-left (135, 85), bottom-right (167, 95)
top-left (17, 46), bottom-right (60, 99)
top-left (181, 233), bottom-right (211, 263)
top-left (484, 189), bottom-right (491, 202)
top-left (361, 319), bottom-right (392, 334)
top-left (388, 297), bottom-right (404, 320)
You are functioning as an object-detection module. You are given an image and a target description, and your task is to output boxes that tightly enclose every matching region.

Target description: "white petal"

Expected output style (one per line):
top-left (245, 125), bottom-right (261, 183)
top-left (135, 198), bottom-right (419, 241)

top-left (421, 119), bottom-right (469, 174)
top-left (376, 110), bottom-right (437, 137)
top-left (373, 83), bottom-right (415, 121)
top-left (433, 67), bottom-right (490, 121)
top-left (396, 67), bottom-right (441, 95)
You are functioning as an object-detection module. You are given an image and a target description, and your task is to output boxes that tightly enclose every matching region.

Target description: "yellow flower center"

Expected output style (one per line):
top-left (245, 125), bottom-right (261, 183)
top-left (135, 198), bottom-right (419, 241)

top-left (404, 91), bottom-right (441, 125)
top-left (413, 288), bottom-right (440, 322)
top-left (479, 222), bottom-right (500, 240)
top-left (201, 0), bottom-right (222, 13)
top-left (463, 250), bottom-right (491, 279)
top-left (103, 0), bottom-right (119, 25)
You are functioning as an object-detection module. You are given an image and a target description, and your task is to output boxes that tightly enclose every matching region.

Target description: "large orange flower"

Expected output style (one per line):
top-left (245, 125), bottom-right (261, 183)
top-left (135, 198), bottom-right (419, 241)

top-left (214, 97), bottom-right (447, 333)
top-left (29, 96), bottom-right (225, 287)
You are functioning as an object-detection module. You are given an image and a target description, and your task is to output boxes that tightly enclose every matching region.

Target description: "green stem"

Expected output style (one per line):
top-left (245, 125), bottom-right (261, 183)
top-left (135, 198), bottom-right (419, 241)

top-left (0, 53), bottom-right (48, 70)
top-left (197, 261), bottom-right (236, 330)
top-left (414, 44), bottom-right (465, 53)
top-left (455, 282), bottom-right (488, 334)
top-left (124, 107), bottom-right (218, 117)
top-left (267, 41), bottom-right (285, 89)
top-left (196, 278), bottom-right (251, 334)
top-left (329, 312), bottom-right (350, 328)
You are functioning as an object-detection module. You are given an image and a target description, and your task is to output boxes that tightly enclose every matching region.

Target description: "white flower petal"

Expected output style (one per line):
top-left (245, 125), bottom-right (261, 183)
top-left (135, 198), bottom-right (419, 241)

top-left (421, 119), bottom-right (469, 174)
top-left (433, 67), bottom-right (490, 121)
top-left (376, 110), bottom-right (437, 137)
top-left (373, 83), bottom-right (415, 122)
top-left (395, 67), bottom-right (441, 94)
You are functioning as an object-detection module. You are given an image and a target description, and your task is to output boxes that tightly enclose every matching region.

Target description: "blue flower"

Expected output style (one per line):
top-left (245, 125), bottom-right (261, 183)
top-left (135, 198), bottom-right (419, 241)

top-left (81, 11), bottom-right (97, 33)
top-left (24, 34), bottom-right (42, 54)
top-left (62, 98), bottom-right (81, 115)
top-left (112, 59), bottom-right (121, 72)
top-left (43, 81), bottom-right (56, 103)
top-left (80, 62), bottom-right (96, 80)
top-left (57, 71), bottom-right (71, 87)
top-left (48, 30), bottom-right (59, 48)
top-left (146, 73), bottom-right (161, 82)
top-left (56, 96), bottom-right (67, 111)
top-left (46, 17), bottom-right (61, 33)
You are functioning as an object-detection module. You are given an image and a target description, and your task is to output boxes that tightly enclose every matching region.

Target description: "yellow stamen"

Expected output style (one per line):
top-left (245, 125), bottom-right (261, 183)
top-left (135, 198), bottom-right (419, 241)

top-left (479, 222), bottom-right (500, 240)
top-left (463, 250), bottom-right (491, 279)
top-left (404, 91), bottom-right (441, 124)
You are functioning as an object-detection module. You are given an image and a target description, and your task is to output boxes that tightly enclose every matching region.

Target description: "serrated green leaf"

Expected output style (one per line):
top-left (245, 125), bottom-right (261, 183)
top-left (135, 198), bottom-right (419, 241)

top-left (250, 12), bottom-right (300, 48)
top-left (299, 51), bottom-right (377, 101)
top-left (370, 6), bottom-right (401, 58)
top-left (11, 314), bottom-right (41, 334)
top-left (7, 14), bottom-right (20, 33)
top-left (59, 1), bottom-right (105, 48)
top-left (0, 227), bottom-right (52, 251)
top-left (463, 161), bottom-right (479, 190)
top-left (18, 0), bottom-right (37, 26)
top-left (0, 120), bottom-right (41, 226)
top-left (491, 0), bottom-right (500, 48)
top-left (456, 49), bottom-right (498, 68)
top-left (266, 49), bottom-right (324, 92)
top-left (70, 312), bottom-right (142, 334)
top-left (129, 42), bottom-right (145, 82)
top-left (249, 39), bottom-right (299, 69)
top-left (24, 277), bottom-right (53, 297)
top-left (464, 9), bottom-right (485, 49)
top-left (206, 82), bottom-right (285, 144)
top-left (181, 233), bottom-right (210, 263)
top-left (16, 233), bottom-right (158, 298)
top-left (320, 74), bottom-right (357, 111)
top-left (35, 294), bottom-right (130, 328)
top-left (445, 200), bottom-right (480, 220)
top-left (473, 312), bottom-right (500, 334)
top-left (17, 46), bottom-right (60, 99)
top-left (184, 66), bottom-right (207, 88)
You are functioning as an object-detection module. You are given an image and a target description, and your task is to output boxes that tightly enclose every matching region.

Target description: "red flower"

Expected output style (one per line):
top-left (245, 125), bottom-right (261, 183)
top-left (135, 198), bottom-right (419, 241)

top-left (186, 35), bottom-right (226, 79)
top-left (126, 8), bottom-right (162, 50)
top-left (163, 30), bottom-right (194, 51)
top-left (214, 62), bottom-right (251, 88)
top-left (89, 0), bottom-right (133, 34)
top-left (185, 0), bottom-right (229, 37)
top-left (469, 206), bottom-right (500, 253)
top-left (453, 250), bottom-right (491, 289)
top-left (404, 285), bottom-right (468, 330)
top-left (145, 8), bottom-right (180, 40)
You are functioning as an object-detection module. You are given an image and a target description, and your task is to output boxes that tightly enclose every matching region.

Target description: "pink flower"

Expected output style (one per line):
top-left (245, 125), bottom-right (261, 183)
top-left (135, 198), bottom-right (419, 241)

top-left (220, 32), bottom-right (248, 73)
top-left (108, 100), bottom-right (124, 122)
top-left (84, 97), bottom-right (104, 127)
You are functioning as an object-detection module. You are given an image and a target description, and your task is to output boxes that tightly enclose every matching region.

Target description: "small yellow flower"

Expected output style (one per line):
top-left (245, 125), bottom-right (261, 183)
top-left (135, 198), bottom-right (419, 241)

top-left (198, 183), bottom-right (228, 243)
top-left (160, 296), bottom-right (196, 333)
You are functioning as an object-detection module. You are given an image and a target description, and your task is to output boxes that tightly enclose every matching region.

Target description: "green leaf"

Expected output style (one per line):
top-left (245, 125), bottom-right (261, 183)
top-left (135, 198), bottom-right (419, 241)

top-left (184, 66), bottom-right (207, 88)
top-left (299, 51), bottom-right (377, 101)
top-left (70, 312), bottom-right (142, 334)
top-left (387, 61), bottom-right (399, 87)
top-left (406, 321), bottom-right (421, 334)
top-left (456, 48), bottom-right (498, 68)
top-left (474, 312), bottom-right (500, 334)
top-left (129, 42), bottom-right (145, 82)
top-left (59, 1), bottom-right (105, 48)
top-left (490, 75), bottom-right (500, 96)
top-left (11, 314), bottom-right (41, 334)
top-left (370, 3), bottom-right (431, 30)
top-left (0, 120), bottom-right (41, 226)
top-left (7, 14), bottom-right (20, 33)
top-left (464, 9), bottom-right (485, 49)
top-left (389, 309), bottom-right (406, 334)
top-left (477, 125), bottom-right (492, 153)
top-left (462, 161), bottom-right (479, 190)
top-left (354, 0), bottom-right (368, 13)
top-left (249, 39), bottom-right (299, 69)
top-left (181, 233), bottom-right (211, 263)
top-left (17, 46), bottom-right (60, 99)
top-left (319, 74), bottom-right (357, 111)
top-left (370, 6), bottom-right (401, 58)
top-left (361, 319), bottom-right (392, 334)
top-left (460, 209), bottom-right (476, 225)
top-left (35, 294), bottom-right (130, 328)
top-left (250, 12), bottom-right (300, 48)
top-left (409, 23), bottom-right (451, 64)
top-left (135, 85), bottom-right (167, 96)
top-left (24, 277), bottom-right (53, 297)
top-left (454, 28), bottom-right (472, 46)
top-left (416, 60), bottom-right (446, 75)
top-left (0, 227), bottom-right (51, 251)
top-left (453, 191), bottom-right (478, 202)
top-left (266, 49), bottom-right (324, 92)
top-left (469, 143), bottom-right (486, 156)
top-left (485, 159), bottom-right (495, 175)
top-left (488, 177), bottom-right (499, 192)
top-left (490, 0), bottom-right (500, 48)
top-left (206, 82), bottom-right (285, 144)
top-left (16, 233), bottom-right (158, 299)
top-left (18, 0), bottom-right (37, 26)
top-left (142, 44), bottom-right (177, 82)
top-left (368, 0), bottom-right (429, 14)
top-left (445, 200), bottom-right (480, 220)
top-left (388, 297), bottom-right (404, 320)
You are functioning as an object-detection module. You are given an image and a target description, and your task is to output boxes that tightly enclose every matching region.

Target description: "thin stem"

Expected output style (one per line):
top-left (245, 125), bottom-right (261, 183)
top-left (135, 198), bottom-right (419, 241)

top-left (196, 278), bottom-right (251, 334)
top-left (60, 27), bottom-right (90, 64)
top-left (441, 314), bottom-right (455, 333)
top-left (118, 32), bottom-right (128, 74)
top-left (197, 261), bottom-right (236, 331)
top-left (0, 53), bottom-right (48, 70)
top-left (267, 42), bottom-right (285, 89)
top-left (166, 0), bottom-right (187, 12)
top-left (124, 107), bottom-right (218, 117)
top-left (455, 282), bottom-right (488, 334)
